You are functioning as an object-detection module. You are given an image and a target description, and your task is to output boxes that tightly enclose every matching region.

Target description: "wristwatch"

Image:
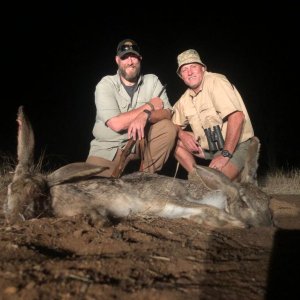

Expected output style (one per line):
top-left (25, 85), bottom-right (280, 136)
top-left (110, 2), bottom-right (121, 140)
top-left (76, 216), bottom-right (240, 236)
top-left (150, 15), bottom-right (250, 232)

top-left (143, 109), bottom-right (152, 122)
top-left (221, 149), bottom-right (233, 158)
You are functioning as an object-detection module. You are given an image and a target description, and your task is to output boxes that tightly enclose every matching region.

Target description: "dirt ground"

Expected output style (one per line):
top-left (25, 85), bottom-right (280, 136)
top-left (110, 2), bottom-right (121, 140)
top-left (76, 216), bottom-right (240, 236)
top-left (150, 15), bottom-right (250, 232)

top-left (0, 192), bottom-right (299, 300)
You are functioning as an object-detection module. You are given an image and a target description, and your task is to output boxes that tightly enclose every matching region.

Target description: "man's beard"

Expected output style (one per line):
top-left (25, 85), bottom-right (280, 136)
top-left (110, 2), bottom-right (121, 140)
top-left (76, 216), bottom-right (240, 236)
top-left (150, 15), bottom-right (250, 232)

top-left (119, 64), bottom-right (141, 83)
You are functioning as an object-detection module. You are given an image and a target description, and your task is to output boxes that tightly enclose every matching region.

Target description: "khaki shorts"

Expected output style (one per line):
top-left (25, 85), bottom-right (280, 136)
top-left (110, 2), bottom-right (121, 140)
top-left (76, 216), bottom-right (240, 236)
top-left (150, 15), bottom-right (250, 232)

top-left (203, 139), bottom-right (252, 171)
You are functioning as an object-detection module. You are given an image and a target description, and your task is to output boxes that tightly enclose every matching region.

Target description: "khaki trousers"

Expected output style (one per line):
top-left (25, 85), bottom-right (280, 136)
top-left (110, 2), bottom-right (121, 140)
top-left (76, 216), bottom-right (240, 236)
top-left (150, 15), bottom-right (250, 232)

top-left (86, 119), bottom-right (177, 177)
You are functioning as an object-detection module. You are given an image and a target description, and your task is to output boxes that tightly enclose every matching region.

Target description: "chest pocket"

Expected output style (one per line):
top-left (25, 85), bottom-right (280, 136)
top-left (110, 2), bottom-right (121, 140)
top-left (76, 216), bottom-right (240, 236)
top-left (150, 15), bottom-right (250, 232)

top-left (185, 107), bottom-right (199, 125)
top-left (118, 97), bottom-right (131, 113)
top-left (196, 102), bottom-right (223, 128)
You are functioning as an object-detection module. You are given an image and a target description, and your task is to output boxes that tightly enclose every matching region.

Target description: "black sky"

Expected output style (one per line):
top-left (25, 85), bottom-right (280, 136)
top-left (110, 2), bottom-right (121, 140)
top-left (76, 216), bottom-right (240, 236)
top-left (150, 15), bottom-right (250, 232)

top-left (1, 2), bottom-right (299, 173)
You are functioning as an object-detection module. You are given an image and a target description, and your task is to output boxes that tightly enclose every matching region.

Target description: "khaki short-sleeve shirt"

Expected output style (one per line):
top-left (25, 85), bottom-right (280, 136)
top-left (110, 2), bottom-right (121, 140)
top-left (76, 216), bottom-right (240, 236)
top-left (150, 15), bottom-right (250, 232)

top-left (172, 71), bottom-right (254, 150)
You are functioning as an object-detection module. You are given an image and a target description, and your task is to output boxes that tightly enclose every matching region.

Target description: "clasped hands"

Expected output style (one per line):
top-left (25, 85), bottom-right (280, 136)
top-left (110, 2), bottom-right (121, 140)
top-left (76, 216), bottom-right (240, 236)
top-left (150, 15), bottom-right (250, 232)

top-left (128, 97), bottom-right (163, 140)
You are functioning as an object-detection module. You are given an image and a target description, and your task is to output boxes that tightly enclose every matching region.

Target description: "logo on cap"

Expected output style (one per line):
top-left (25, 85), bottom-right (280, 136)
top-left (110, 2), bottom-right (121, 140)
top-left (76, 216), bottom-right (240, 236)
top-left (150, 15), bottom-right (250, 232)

top-left (117, 39), bottom-right (141, 58)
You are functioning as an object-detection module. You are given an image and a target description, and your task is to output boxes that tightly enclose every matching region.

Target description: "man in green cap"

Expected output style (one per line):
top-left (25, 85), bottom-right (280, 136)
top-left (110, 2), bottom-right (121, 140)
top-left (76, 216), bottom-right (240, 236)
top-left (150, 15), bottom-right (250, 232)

top-left (86, 39), bottom-right (177, 177)
top-left (172, 49), bottom-right (255, 181)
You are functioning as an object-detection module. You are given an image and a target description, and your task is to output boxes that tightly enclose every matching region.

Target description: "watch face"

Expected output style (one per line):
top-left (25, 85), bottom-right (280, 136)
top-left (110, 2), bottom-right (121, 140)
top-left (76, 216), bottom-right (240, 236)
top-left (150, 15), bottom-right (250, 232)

top-left (222, 150), bottom-right (232, 158)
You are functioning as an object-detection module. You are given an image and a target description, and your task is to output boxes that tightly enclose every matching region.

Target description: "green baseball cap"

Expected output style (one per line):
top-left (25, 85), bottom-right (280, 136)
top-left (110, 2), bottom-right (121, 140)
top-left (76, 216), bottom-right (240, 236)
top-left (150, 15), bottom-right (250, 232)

top-left (116, 39), bottom-right (141, 58)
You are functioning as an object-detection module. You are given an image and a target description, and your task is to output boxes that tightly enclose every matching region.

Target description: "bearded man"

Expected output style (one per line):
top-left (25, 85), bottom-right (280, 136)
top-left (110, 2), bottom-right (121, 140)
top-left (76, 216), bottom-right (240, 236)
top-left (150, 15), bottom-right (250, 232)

top-left (86, 39), bottom-right (177, 177)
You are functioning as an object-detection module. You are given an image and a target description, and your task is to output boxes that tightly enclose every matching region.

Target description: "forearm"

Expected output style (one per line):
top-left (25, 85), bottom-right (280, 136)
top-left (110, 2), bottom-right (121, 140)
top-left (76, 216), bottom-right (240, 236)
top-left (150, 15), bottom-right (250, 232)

top-left (107, 103), bottom-right (153, 132)
top-left (149, 109), bottom-right (172, 123)
top-left (177, 125), bottom-right (187, 140)
top-left (223, 111), bottom-right (245, 153)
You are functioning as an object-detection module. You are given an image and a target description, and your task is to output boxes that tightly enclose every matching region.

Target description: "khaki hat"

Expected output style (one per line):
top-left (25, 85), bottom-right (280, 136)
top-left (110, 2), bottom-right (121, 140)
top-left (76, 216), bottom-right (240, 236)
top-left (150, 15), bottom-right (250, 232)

top-left (116, 39), bottom-right (141, 58)
top-left (176, 49), bottom-right (206, 75)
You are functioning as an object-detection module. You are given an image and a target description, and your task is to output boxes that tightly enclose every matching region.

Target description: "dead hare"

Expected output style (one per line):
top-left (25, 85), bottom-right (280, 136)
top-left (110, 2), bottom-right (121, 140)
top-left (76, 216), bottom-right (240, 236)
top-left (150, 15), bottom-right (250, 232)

top-left (4, 106), bottom-right (273, 228)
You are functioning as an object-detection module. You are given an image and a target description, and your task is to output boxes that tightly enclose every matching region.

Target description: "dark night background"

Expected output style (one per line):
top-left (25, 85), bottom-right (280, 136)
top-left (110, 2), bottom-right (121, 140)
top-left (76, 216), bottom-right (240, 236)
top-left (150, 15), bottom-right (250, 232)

top-left (1, 2), bottom-right (299, 176)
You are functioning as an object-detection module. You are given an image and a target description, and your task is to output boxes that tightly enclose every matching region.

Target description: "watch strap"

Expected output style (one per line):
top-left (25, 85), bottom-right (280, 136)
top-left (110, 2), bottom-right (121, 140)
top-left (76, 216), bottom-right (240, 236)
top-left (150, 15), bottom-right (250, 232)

top-left (143, 109), bottom-right (152, 122)
top-left (147, 102), bottom-right (155, 111)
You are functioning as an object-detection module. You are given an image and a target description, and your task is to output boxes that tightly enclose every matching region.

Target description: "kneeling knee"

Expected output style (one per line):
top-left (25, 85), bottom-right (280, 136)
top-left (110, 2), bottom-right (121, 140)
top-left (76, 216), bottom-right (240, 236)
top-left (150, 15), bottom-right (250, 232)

top-left (159, 120), bottom-right (178, 139)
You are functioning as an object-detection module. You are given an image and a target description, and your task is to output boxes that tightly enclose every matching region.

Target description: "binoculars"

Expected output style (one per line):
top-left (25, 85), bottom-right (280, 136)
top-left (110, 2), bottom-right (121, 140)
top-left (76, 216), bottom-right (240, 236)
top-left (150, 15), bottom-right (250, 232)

top-left (204, 125), bottom-right (224, 152)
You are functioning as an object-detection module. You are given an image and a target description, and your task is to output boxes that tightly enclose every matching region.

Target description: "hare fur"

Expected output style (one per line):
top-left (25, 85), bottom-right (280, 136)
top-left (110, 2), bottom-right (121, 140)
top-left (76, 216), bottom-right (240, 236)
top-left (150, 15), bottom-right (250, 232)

top-left (4, 106), bottom-right (273, 228)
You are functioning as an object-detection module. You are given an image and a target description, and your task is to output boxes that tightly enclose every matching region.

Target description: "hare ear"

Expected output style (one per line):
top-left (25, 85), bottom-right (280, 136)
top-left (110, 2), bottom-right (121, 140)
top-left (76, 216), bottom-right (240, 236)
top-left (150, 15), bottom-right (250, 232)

top-left (238, 136), bottom-right (260, 185)
top-left (14, 106), bottom-right (35, 180)
top-left (189, 165), bottom-right (233, 189)
top-left (47, 162), bottom-right (108, 187)
top-left (189, 165), bottom-right (239, 198)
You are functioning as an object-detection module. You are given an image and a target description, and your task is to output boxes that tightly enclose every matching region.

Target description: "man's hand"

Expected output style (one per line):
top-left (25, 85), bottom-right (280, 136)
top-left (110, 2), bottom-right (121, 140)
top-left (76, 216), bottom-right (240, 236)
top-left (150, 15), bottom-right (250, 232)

top-left (209, 155), bottom-right (230, 171)
top-left (148, 97), bottom-right (164, 110)
top-left (179, 130), bottom-right (205, 158)
top-left (127, 112), bottom-right (148, 140)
